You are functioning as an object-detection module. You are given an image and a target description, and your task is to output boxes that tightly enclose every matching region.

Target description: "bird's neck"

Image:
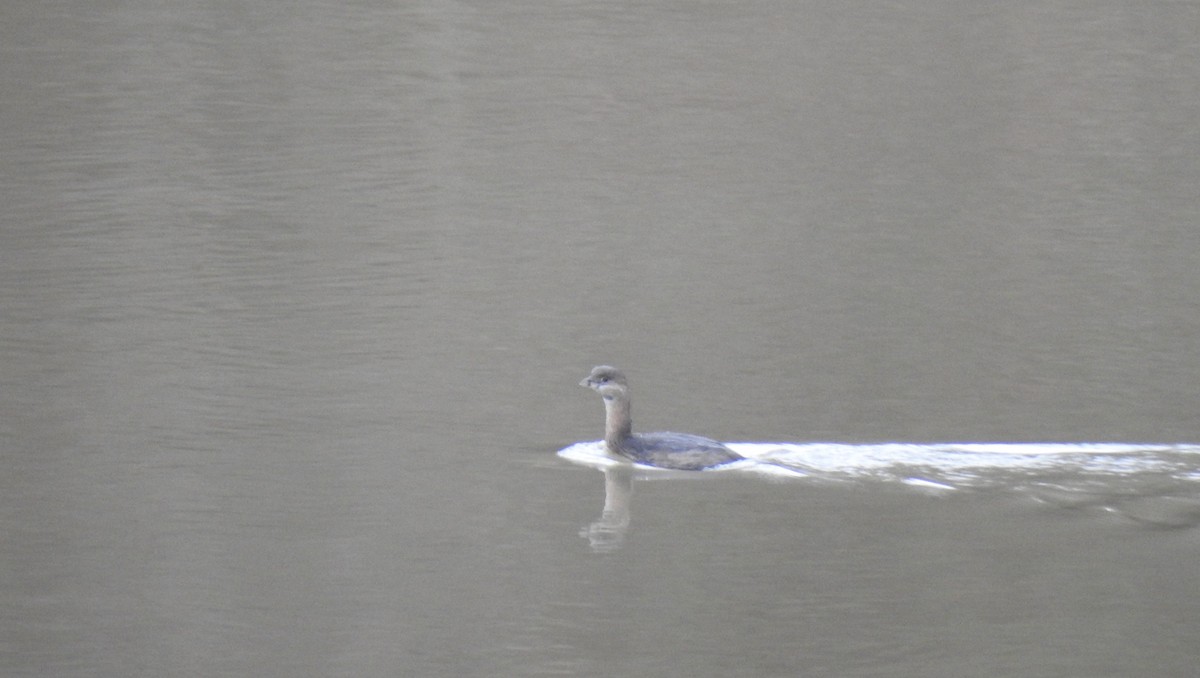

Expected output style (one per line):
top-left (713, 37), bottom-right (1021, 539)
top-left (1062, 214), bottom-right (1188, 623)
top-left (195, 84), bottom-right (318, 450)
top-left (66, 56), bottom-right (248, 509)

top-left (603, 395), bottom-right (632, 449)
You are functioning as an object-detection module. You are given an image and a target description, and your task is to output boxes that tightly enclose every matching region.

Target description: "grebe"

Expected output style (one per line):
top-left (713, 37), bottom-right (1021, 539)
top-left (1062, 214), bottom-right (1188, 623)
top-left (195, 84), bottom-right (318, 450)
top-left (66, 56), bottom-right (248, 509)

top-left (579, 365), bottom-right (743, 471)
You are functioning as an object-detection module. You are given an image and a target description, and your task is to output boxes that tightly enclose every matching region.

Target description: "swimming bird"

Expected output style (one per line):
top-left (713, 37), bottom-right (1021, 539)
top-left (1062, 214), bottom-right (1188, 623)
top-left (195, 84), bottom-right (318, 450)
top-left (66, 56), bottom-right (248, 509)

top-left (579, 365), bottom-right (743, 471)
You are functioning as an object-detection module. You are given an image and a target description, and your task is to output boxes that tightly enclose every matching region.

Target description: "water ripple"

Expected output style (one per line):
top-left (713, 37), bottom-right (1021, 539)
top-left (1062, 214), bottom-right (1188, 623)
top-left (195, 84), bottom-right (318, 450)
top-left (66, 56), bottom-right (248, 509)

top-left (559, 441), bottom-right (1200, 527)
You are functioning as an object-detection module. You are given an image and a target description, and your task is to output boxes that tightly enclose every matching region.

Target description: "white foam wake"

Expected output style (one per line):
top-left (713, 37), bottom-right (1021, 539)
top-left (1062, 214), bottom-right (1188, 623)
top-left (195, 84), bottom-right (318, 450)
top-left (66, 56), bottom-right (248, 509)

top-left (558, 441), bottom-right (1200, 487)
top-left (558, 441), bottom-right (1200, 528)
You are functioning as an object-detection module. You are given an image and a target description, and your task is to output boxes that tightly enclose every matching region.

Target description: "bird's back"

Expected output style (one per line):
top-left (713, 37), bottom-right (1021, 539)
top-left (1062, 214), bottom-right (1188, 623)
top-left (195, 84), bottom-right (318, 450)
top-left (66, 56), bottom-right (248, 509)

top-left (618, 432), bottom-right (743, 471)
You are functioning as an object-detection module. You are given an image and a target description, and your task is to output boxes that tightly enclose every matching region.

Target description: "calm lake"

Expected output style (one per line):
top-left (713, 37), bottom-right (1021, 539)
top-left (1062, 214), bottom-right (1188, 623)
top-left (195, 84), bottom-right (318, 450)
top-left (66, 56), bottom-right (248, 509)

top-left (3, 2), bottom-right (1199, 677)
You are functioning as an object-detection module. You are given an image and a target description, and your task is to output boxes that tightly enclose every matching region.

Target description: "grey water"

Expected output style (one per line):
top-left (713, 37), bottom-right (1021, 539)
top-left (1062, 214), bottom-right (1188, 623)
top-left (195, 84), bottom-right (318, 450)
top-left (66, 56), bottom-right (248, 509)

top-left (3, 2), bottom-right (1200, 677)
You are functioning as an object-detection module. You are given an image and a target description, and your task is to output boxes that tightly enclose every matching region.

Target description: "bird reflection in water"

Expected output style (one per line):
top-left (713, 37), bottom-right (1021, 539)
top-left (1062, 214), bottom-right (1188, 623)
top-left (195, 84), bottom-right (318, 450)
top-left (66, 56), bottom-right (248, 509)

top-left (580, 465), bottom-right (633, 552)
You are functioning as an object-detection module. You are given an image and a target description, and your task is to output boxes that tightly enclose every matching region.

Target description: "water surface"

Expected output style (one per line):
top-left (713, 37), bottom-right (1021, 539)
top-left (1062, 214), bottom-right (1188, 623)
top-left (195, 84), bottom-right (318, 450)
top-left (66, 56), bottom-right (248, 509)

top-left (3, 2), bottom-right (1199, 677)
